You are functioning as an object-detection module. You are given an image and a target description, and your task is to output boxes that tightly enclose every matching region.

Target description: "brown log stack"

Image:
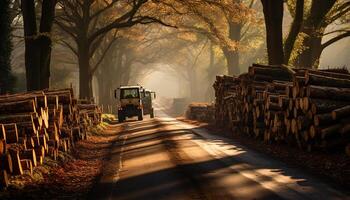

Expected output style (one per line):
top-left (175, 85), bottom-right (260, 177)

top-left (214, 64), bottom-right (350, 153)
top-left (0, 88), bottom-right (102, 188)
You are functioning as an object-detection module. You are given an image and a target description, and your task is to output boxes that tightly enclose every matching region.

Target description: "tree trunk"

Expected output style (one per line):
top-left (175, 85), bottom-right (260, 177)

top-left (21, 0), bottom-right (56, 91)
top-left (261, 0), bottom-right (284, 65)
top-left (284, 0), bottom-right (304, 64)
top-left (38, 0), bottom-right (56, 89)
top-left (0, 0), bottom-right (14, 94)
top-left (297, 34), bottom-right (322, 69)
top-left (205, 42), bottom-right (215, 101)
top-left (223, 20), bottom-right (241, 75)
top-left (21, 0), bottom-right (41, 91)
top-left (294, 0), bottom-right (336, 69)
top-left (224, 49), bottom-right (240, 75)
top-left (96, 72), bottom-right (103, 105)
top-left (78, 43), bottom-right (93, 99)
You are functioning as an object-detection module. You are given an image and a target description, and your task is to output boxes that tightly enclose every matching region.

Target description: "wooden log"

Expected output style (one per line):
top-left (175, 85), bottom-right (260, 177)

top-left (35, 95), bottom-right (47, 108)
top-left (40, 107), bottom-right (49, 128)
top-left (3, 153), bottom-right (13, 174)
top-left (35, 146), bottom-right (45, 161)
top-left (306, 73), bottom-right (350, 88)
top-left (314, 113), bottom-right (335, 127)
top-left (72, 127), bottom-right (81, 142)
top-left (37, 155), bottom-right (44, 165)
top-left (48, 146), bottom-right (58, 160)
top-left (293, 76), bottom-right (306, 87)
top-left (47, 123), bottom-right (59, 141)
top-left (309, 125), bottom-right (317, 139)
top-left (47, 139), bottom-right (59, 149)
top-left (307, 99), bottom-right (349, 114)
top-left (249, 64), bottom-right (294, 80)
top-left (25, 137), bottom-right (35, 149)
top-left (0, 113), bottom-right (38, 125)
top-left (20, 149), bottom-right (37, 167)
top-left (38, 135), bottom-right (47, 149)
top-left (8, 149), bottom-right (23, 175)
top-left (321, 124), bottom-right (343, 139)
top-left (18, 137), bottom-right (27, 150)
top-left (266, 102), bottom-right (281, 111)
top-left (278, 96), bottom-right (289, 109)
top-left (0, 99), bottom-right (36, 114)
top-left (16, 121), bottom-right (38, 136)
top-left (45, 92), bottom-right (72, 105)
top-left (0, 95), bottom-right (38, 108)
top-left (46, 95), bottom-right (59, 109)
top-left (332, 105), bottom-right (350, 120)
top-left (267, 95), bottom-right (279, 103)
top-left (306, 69), bottom-right (350, 80)
top-left (306, 85), bottom-right (350, 101)
top-left (297, 116), bottom-right (312, 131)
top-left (20, 159), bottom-right (33, 174)
top-left (0, 139), bottom-right (6, 155)
top-left (59, 139), bottom-right (68, 152)
top-left (291, 119), bottom-right (298, 134)
top-left (0, 170), bottom-right (9, 189)
top-left (293, 108), bottom-right (303, 118)
top-left (2, 123), bottom-right (19, 144)
top-left (0, 125), bottom-right (5, 141)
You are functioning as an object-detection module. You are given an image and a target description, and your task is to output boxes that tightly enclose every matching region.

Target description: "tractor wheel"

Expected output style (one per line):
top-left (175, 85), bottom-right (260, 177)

top-left (150, 108), bottom-right (155, 118)
top-left (138, 110), bottom-right (143, 121)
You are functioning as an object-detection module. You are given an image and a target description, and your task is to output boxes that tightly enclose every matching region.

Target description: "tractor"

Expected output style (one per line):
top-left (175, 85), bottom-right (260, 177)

top-left (115, 86), bottom-right (156, 122)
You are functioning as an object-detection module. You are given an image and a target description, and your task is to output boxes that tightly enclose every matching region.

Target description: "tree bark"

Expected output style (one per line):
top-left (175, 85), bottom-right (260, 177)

top-left (261, 0), bottom-right (284, 65)
top-left (0, 0), bottom-right (14, 94)
top-left (284, 0), bottom-right (304, 64)
top-left (223, 20), bottom-right (241, 75)
top-left (295, 0), bottom-right (336, 69)
top-left (38, 0), bottom-right (56, 89)
top-left (21, 0), bottom-right (40, 91)
top-left (205, 41), bottom-right (216, 101)
top-left (21, 0), bottom-right (56, 91)
top-left (78, 42), bottom-right (93, 99)
top-left (223, 48), bottom-right (240, 75)
top-left (297, 35), bottom-right (322, 69)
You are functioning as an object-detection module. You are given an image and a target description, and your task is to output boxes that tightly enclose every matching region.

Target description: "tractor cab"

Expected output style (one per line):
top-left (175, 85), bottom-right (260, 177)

top-left (115, 86), bottom-right (144, 122)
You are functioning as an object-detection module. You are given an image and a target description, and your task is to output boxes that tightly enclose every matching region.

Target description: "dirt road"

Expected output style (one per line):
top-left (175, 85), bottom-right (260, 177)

top-left (90, 108), bottom-right (349, 200)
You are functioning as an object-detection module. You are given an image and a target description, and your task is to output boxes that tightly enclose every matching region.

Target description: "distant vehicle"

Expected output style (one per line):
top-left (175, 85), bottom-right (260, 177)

top-left (115, 86), bottom-right (144, 122)
top-left (114, 86), bottom-right (156, 123)
top-left (141, 89), bottom-right (156, 118)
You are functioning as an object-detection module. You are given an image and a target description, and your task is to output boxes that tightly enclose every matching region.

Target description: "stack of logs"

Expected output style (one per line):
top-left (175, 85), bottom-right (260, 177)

top-left (0, 88), bottom-right (102, 188)
top-left (214, 63), bottom-right (350, 155)
top-left (185, 103), bottom-right (215, 122)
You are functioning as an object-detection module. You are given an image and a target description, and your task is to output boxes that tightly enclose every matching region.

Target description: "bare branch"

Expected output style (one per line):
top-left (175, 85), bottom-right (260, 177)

top-left (322, 31), bottom-right (350, 50)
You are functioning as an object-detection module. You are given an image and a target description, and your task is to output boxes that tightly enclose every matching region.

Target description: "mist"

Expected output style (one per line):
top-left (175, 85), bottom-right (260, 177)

top-left (5, 0), bottom-right (349, 115)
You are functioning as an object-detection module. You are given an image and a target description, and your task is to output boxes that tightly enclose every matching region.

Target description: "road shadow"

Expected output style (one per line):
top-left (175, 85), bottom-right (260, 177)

top-left (89, 118), bottom-right (350, 200)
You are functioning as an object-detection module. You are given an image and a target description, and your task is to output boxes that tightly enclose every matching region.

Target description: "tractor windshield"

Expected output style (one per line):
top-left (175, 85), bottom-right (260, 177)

top-left (120, 88), bottom-right (140, 99)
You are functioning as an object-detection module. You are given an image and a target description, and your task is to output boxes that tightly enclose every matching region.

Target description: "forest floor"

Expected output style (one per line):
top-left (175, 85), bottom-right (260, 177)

top-left (178, 117), bottom-right (350, 190)
top-left (0, 115), bottom-right (120, 200)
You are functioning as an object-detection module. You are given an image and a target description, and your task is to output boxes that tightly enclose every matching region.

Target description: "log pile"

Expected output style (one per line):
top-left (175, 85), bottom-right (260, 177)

top-left (0, 88), bottom-right (102, 189)
top-left (185, 102), bottom-right (215, 122)
top-left (214, 64), bottom-right (350, 155)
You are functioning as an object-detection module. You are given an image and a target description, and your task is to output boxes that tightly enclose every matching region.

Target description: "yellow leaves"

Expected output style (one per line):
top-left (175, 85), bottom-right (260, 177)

top-left (289, 32), bottom-right (308, 64)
